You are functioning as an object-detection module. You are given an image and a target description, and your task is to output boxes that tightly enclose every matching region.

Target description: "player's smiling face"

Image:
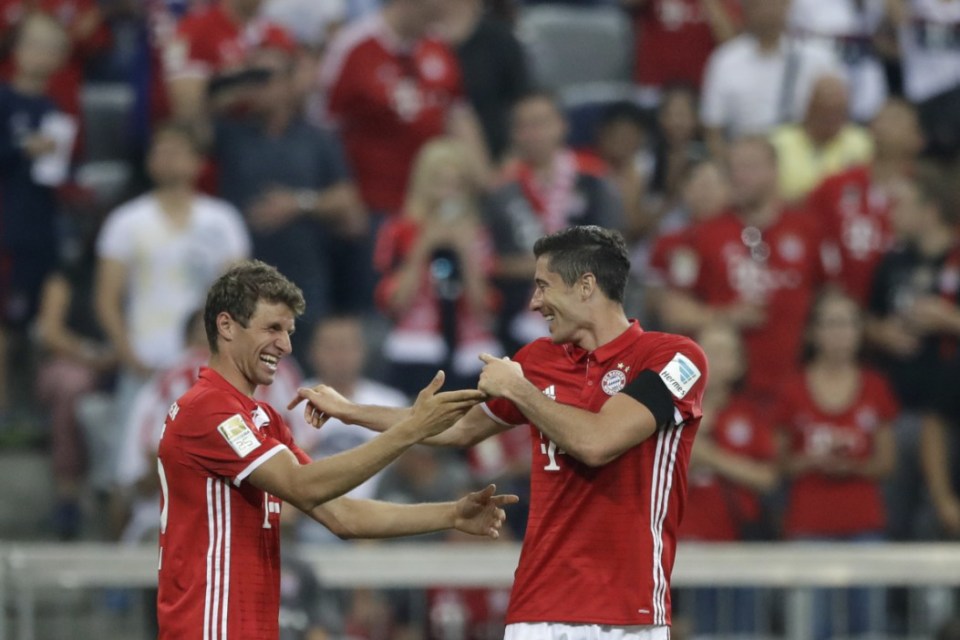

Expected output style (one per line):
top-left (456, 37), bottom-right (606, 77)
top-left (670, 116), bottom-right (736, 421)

top-left (230, 300), bottom-right (295, 390)
top-left (530, 255), bottom-right (586, 345)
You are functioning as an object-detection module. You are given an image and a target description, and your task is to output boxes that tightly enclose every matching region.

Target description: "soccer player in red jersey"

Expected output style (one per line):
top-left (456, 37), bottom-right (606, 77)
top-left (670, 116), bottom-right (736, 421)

top-left (301, 226), bottom-right (708, 639)
top-left (157, 260), bottom-right (517, 640)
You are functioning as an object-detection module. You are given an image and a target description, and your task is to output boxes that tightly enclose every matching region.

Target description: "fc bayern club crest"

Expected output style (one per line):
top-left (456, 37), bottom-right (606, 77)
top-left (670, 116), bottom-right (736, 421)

top-left (601, 369), bottom-right (627, 396)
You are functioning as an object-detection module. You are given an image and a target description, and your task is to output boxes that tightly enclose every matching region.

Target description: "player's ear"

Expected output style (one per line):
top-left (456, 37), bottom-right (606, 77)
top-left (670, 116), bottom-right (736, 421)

top-left (579, 273), bottom-right (596, 300)
top-left (216, 311), bottom-right (236, 344)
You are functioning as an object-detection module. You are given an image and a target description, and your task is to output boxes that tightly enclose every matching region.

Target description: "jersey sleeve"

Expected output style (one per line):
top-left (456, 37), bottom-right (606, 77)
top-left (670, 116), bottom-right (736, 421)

top-left (480, 342), bottom-right (537, 427)
top-left (96, 208), bottom-right (134, 263)
top-left (179, 408), bottom-right (290, 486)
top-left (624, 336), bottom-right (708, 425)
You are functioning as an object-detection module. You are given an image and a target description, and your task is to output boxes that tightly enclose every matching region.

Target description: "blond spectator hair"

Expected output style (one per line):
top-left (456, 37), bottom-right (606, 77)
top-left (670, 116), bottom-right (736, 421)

top-left (403, 136), bottom-right (483, 222)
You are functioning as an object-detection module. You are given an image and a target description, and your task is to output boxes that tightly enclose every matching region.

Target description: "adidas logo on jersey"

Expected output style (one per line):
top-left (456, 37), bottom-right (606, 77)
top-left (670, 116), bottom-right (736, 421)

top-left (543, 385), bottom-right (556, 400)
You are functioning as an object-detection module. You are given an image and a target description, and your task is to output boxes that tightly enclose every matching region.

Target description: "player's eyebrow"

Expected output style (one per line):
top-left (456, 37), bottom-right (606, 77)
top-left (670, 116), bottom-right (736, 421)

top-left (535, 278), bottom-right (549, 288)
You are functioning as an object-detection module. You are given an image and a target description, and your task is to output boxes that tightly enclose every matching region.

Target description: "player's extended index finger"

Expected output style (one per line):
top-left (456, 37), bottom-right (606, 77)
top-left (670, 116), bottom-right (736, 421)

top-left (492, 494), bottom-right (520, 506)
top-left (286, 388), bottom-right (310, 411)
top-left (435, 389), bottom-right (487, 403)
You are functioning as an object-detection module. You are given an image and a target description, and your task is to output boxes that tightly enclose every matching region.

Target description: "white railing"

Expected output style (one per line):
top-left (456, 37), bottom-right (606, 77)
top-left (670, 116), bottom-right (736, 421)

top-left (2, 542), bottom-right (960, 640)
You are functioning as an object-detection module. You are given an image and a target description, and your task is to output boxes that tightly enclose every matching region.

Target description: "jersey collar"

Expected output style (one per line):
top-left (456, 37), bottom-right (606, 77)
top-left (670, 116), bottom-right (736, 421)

top-left (564, 320), bottom-right (644, 365)
top-left (198, 367), bottom-right (259, 411)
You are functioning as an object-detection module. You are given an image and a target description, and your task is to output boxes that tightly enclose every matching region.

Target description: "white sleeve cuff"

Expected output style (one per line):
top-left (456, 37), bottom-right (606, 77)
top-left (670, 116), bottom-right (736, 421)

top-left (480, 402), bottom-right (518, 427)
top-left (234, 444), bottom-right (288, 487)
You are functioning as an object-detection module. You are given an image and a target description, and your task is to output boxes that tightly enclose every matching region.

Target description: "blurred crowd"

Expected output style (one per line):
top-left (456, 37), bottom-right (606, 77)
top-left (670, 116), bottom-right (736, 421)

top-left (3, 0), bottom-right (960, 637)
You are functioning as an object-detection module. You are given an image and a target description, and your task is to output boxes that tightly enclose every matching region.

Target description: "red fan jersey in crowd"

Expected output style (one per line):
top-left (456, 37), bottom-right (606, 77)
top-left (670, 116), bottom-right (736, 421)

top-left (320, 14), bottom-right (465, 214)
top-left (157, 367), bottom-right (311, 640)
top-left (0, 0), bottom-right (110, 116)
top-left (165, 2), bottom-right (295, 81)
top-left (806, 165), bottom-right (896, 305)
top-left (647, 227), bottom-right (698, 290)
top-left (631, 0), bottom-right (740, 89)
top-left (677, 209), bottom-right (830, 401)
top-left (484, 322), bottom-right (707, 627)
top-left (776, 369), bottom-right (898, 538)
top-left (679, 394), bottom-right (775, 541)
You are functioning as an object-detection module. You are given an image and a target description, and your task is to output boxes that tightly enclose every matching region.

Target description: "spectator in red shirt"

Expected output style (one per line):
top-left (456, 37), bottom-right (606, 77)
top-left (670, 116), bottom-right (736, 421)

top-left (806, 98), bottom-right (925, 305)
top-left (623, 0), bottom-right (740, 106)
top-left (319, 0), bottom-right (489, 217)
top-left (674, 320), bottom-right (777, 636)
top-left (164, 0), bottom-right (295, 135)
top-left (0, 0), bottom-right (110, 118)
top-left (658, 136), bottom-right (830, 403)
top-left (776, 287), bottom-right (897, 639)
top-left (374, 137), bottom-right (502, 398)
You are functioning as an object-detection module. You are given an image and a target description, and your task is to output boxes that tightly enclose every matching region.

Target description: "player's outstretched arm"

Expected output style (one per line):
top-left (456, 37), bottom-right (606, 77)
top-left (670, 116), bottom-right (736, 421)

top-left (309, 484), bottom-right (520, 540)
top-left (251, 372), bottom-right (484, 511)
top-left (478, 354), bottom-right (664, 467)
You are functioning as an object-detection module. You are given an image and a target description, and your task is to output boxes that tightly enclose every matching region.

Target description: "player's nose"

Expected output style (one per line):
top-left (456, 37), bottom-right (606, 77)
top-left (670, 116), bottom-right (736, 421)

top-left (529, 289), bottom-right (543, 311)
top-left (276, 331), bottom-right (293, 356)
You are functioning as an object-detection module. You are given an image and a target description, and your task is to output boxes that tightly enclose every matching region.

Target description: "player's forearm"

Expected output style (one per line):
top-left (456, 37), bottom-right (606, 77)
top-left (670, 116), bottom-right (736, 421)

top-left (343, 403), bottom-right (414, 433)
top-left (314, 497), bottom-right (455, 539)
top-left (507, 381), bottom-right (604, 464)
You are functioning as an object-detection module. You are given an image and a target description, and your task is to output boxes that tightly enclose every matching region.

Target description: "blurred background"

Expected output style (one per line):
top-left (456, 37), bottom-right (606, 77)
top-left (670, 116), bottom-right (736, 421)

top-left (2, 0), bottom-right (960, 638)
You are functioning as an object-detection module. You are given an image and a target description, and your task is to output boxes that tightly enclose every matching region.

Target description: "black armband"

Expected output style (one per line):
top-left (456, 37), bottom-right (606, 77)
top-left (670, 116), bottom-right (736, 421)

top-left (621, 369), bottom-right (676, 429)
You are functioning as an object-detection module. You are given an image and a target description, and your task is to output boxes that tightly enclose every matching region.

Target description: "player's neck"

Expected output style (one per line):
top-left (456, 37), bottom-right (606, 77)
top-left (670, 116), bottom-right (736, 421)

top-left (576, 307), bottom-right (631, 353)
top-left (210, 353), bottom-right (257, 397)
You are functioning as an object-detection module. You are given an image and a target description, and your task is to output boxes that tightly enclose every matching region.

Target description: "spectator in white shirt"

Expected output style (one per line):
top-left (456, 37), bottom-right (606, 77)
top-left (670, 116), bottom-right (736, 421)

top-left (701, 0), bottom-right (840, 159)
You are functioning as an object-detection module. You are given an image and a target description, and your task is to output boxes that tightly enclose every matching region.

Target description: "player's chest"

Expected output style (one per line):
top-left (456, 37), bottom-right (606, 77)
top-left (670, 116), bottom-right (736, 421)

top-left (524, 359), bottom-right (638, 412)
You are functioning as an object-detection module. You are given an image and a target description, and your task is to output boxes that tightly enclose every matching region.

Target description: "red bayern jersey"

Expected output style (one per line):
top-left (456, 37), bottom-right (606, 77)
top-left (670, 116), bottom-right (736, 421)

top-left (632, 0), bottom-right (741, 88)
top-left (165, 2), bottom-right (295, 81)
top-left (806, 165), bottom-right (896, 304)
top-left (647, 226), bottom-right (698, 290)
top-left (776, 368), bottom-right (898, 538)
top-left (681, 209), bottom-right (829, 401)
top-left (484, 321), bottom-right (707, 627)
top-left (157, 367), bottom-right (310, 640)
top-left (320, 14), bottom-right (465, 213)
top-left (679, 394), bottom-right (776, 541)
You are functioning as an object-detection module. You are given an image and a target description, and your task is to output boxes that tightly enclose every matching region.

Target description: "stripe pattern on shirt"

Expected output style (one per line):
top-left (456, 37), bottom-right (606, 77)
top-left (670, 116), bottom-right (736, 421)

top-left (649, 409), bottom-right (685, 625)
top-left (204, 478), bottom-right (232, 639)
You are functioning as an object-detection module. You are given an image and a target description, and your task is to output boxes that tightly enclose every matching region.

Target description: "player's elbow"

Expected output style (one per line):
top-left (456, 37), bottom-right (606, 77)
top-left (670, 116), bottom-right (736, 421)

top-left (575, 444), bottom-right (620, 468)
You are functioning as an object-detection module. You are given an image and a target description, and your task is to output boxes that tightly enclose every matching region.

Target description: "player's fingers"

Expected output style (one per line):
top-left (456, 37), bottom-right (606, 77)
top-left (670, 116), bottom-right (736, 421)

top-left (287, 389), bottom-right (310, 410)
top-left (418, 370), bottom-right (446, 400)
top-left (492, 494), bottom-right (520, 506)
top-left (478, 352), bottom-right (497, 364)
top-left (437, 389), bottom-right (487, 403)
top-left (476, 484), bottom-right (496, 501)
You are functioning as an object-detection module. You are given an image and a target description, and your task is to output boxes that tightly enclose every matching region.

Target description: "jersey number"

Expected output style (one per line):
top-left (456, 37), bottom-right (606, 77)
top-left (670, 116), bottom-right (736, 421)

top-left (158, 457), bottom-right (170, 535)
top-left (539, 433), bottom-right (564, 471)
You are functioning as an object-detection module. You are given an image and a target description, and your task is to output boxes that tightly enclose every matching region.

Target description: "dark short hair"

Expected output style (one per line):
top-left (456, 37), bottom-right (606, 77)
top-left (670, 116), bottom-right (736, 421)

top-left (599, 100), bottom-right (649, 132)
top-left (533, 226), bottom-right (630, 303)
top-left (204, 260), bottom-right (306, 353)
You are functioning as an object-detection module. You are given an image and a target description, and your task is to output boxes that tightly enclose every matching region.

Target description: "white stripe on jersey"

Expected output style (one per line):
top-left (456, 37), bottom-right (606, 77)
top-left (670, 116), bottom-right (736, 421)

top-left (204, 478), bottom-right (232, 639)
top-left (221, 480), bottom-right (231, 640)
top-left (204, 479), bottom-right (214, 640)
top-left (212, 480), bottom-right (223, 639)
top-left (649, 418), bottom-right (686, 625)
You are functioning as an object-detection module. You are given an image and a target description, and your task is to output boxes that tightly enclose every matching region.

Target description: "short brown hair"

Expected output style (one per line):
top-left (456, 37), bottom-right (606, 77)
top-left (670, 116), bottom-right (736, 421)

top-left (533, 225), bottom-right (631, 303)
top-left (204, 260), bottom-right (306, 353)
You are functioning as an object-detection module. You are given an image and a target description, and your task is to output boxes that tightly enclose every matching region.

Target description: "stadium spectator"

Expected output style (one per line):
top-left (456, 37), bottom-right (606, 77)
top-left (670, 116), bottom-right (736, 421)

top-left (485, 91), bottom-right (623, 351)
top-left (777, 287), bottom-right (897, 639)
top-left (887, 0), bottom-right (960, 160)
top-left (623, 0), bottom-right (740, 107)
top-left (865, 167), bottom-right (960, 540)
top-left (290, 314), bottom-right (409, 544)
top-left (438, 0), bottom-right (529, 162)
top-left (164, 0), bottom-right (296, 136)
top-left (806, 98), bottom-right (924, 305)
top-left (700, 0), bottom-right (839, 159)
top-left (94, 123), bottom-right (249, 495)
top-left (921, 362), bottom-right (960, 538)
top-left (305, 225), bottom-right (709, 639)
top-left (262, 0), bottom-right (346, 51)
top-left (770, 73), bottom-right (874, 203)
top-left (374, 137), bottom-right (503, 397)
top-left (319, 0), bottom-right (489, 216)
top-left (648, 85), bottom-right (707, 214)
top-left (0, 0), bottom-right (111, 120)
top-left (676, 321), bottom-right (777, 635)
top-left (787, 0), bottom-right (888, 121)
top-left (213, 44), bottom-right (368, 338)
top-left (34, 218), bottom-right (116, 539)
top-left (114, 310), bottom-right (301, 544)
top-left (658, 136), bottom-right (830, 403)
top-left (0, 12), bottom-right (70, 417)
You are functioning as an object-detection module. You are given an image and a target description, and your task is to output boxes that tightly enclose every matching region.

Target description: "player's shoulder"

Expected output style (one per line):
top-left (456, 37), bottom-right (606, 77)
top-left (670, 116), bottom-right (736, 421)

top-left (636, 331), bottom-right (706, 362)
top-left (167, 377), bottom-right (245, 432)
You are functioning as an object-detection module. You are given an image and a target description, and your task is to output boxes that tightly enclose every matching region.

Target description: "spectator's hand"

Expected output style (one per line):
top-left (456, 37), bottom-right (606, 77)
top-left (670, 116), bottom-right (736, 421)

top-left (478, 354), bottom-right (525, 399)
top-left (22, 133), bottom-right (57, 158)
top-left (935, 495), bottom-right (960, 537)
top-left (248, 188), bottom-right (302, 232)
top-left (719, 302), bottom-right (767, 329)
top-left (453, 483), bottom-right (519, 539)
top-left (908, 295), bottom-right (960, 335)
top-left (873, 317), bottom-right (920, 357)
top-left (288, 384), bottom-right (354, 429)
top-left (408, 370), bottom-right (486, 438)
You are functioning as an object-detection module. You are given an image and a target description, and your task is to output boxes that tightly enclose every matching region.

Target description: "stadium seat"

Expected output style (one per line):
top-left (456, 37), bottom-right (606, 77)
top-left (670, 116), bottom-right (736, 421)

top-left (517, 4), bottom-right (633, 92)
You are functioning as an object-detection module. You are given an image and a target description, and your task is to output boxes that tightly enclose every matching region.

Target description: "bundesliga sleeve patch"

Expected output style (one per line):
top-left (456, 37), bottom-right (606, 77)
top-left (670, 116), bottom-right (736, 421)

top-left (217, 414), bottom-right (261, 458)
top-left (658, 353), bottom-right (701, 399)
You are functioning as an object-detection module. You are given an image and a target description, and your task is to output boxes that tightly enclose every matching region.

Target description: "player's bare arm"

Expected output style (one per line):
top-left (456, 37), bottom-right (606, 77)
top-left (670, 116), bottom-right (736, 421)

top-left (252, 371), bottom-right (484, 511)
top-left (291, 379), bottom-right (509, 448)
top-left (308, 484), bottom-right (518, 540)
top-left (478, 353), bottom-right (659, 467)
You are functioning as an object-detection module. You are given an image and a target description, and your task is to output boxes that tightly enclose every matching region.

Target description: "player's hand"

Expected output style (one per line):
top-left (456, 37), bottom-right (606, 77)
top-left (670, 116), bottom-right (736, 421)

top-left (453, 484), bottom-right (519, 539)
top-left (248, 188), bottom-right (302, 231)
top-left (477, 353), bottom-right (524, 399)
top-left (288, 384), bottom-right (355, 429)
top-left (408, 370), bottom-right (486, 438)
